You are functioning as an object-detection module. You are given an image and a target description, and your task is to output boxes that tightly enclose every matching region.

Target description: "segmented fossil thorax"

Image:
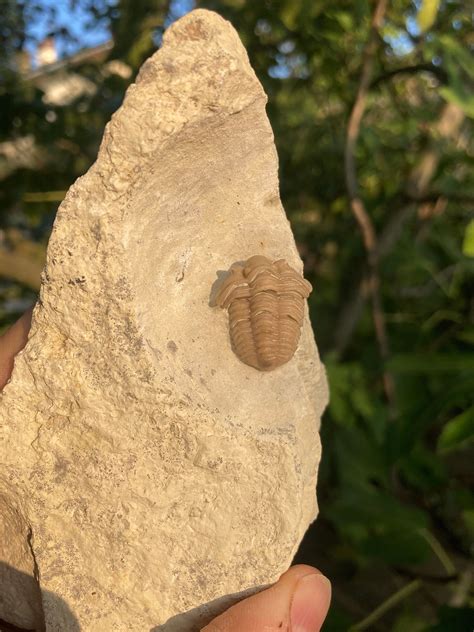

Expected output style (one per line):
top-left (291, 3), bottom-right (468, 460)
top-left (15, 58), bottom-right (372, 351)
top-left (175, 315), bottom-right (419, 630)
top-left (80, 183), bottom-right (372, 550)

top-left (213, 255), bottom-right (312, 371)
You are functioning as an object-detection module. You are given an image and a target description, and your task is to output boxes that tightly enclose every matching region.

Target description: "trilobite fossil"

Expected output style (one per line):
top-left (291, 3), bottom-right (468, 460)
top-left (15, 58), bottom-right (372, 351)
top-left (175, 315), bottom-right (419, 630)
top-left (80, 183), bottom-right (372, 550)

top-left (212, 255), bottom-right (312, 371)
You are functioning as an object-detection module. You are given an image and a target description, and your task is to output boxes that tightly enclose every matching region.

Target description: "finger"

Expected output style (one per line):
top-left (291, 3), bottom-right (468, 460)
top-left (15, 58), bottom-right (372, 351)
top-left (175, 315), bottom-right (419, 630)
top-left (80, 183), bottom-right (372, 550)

top-left (0, 307), bottom-right (34, 391)
top-left (201, 565), bottom-right (331, 632)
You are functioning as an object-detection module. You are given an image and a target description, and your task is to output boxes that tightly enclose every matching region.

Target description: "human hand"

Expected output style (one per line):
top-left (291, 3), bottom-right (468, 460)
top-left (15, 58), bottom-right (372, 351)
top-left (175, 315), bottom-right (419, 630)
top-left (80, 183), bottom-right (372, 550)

top-left (0, 310), bottom-right (331, 632)
top-left (201, 564), bottom-right (331, 631)
top-left (0, 307), bottom-right (33, 391)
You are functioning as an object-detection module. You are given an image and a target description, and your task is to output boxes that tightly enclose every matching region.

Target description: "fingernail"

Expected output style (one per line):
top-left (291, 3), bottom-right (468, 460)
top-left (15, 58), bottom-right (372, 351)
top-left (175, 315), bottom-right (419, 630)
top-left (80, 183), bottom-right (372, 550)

top-left (290, 572), bottom-right (331, 632)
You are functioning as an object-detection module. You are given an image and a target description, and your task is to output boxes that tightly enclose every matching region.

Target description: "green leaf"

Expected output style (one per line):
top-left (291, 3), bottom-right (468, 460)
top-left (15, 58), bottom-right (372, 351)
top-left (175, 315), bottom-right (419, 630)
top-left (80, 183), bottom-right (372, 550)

top-left (322, 606), bottom-right (354, 632)
top-left (399, 444), bottom-right (447, 491)
top-left (439, 85), bottom-right (474, 118)
top-left (427, 606), bottom-right (474, 631)
top-left (333, 11), bottom-right (353, 31)
top-left (437, 407), bottom-right (474, 451)
top-left (326, 361), bottom-right (376, 427)
top-left (392, 611), bottom-right (426, 632)
top-left (360, 528), bottom-right (431, 565)
top-left (462, 220), bottom-right (474, 257)
top-left (437, 35), bottom-right (474, 117)
top-left (457, 327), bottom-right (474, 345)
top-left (280, 1), bottom-right (300, 30)
top-left (328, 488), bottom-right (429, 533)
top-left (389, 354), bottom-right (474, 373)
top-left (438, 35), bottom-right (474, 77)
top-left (462, 509), bottom-right (474, 538)
top-left (417, 0), bottom-right (440, 33)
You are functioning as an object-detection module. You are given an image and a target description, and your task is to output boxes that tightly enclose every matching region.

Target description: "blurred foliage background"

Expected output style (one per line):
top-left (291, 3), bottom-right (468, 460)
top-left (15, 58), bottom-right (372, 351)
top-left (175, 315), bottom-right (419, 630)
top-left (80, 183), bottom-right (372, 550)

top-left (0, 0), bottom-right (473, 629)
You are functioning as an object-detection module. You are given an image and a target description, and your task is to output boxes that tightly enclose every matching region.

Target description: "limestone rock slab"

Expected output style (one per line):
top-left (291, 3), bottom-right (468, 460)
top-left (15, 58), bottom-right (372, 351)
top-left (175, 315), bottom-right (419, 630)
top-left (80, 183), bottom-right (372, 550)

top-left (0, 9), bottom-right (328, 631)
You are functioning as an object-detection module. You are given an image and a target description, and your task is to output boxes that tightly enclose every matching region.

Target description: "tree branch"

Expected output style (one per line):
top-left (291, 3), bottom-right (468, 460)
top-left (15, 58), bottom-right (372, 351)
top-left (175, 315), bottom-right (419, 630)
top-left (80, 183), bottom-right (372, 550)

top-left (394, 567), bottom-right (458, 584)
top-left (405, 191), bottom-right (474, 205)
top-left (349, 579), bottom-right (423, 631)
top-left (0, 229), bottom-right (45, 290)
top-left (335, 102), bottom-right (466, 357)
top-left (343, 0), bottom-right (395, 408)
top-left (371, 63), bottom-right (448, 88)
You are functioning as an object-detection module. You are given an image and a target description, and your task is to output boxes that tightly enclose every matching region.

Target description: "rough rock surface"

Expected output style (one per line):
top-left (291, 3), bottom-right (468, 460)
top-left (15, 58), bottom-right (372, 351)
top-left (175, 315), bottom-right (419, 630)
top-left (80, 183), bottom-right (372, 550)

top-left (0, 9), bottom-right (328, 631)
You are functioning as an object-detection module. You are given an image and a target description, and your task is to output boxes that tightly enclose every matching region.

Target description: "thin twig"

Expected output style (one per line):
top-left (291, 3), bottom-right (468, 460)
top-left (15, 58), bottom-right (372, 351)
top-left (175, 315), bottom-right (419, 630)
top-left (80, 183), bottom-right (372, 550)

top-left (343, 0), bottom-right (396, 409)
top-left (371, 63), bottom-right (448, 88)
top-left (23, 190), bottom-right (66, 202)
top-left (406, 191), bottom-right (474, 205)
top-left (395, 566), bottom-right (458, 583)
top-left (335, 102), bottom-right (465, 357)
top-left (418, 528), bottom-right (457, 576)
top-left (0, 230), bottom-right (44, 290)
top-left (349, 579), bottom-right (423, 631)
top-left (449, 569), bottom-right (472, 607)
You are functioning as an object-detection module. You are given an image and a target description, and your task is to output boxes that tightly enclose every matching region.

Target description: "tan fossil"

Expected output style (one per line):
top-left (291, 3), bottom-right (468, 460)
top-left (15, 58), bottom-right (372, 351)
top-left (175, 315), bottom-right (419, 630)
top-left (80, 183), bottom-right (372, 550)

top-left (213, 255), bottom-right (312, 371)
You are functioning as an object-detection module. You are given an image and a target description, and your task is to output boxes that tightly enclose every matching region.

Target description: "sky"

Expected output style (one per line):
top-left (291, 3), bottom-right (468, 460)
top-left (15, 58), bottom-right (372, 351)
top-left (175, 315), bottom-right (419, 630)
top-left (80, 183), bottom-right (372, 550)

top-left (22, 0), bottom-right (439, 70)
top-left (25, 0), bottom-right (111, 59)
top-left (24, 0), bottom-right (195, 62)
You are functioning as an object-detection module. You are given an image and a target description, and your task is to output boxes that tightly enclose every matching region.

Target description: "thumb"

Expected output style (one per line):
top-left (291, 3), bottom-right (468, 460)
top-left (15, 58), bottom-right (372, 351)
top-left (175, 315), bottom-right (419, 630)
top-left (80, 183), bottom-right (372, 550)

top-left (0, 307), bottom-right (33, 391)
top-left (201, 565), bottom-right (331, 632)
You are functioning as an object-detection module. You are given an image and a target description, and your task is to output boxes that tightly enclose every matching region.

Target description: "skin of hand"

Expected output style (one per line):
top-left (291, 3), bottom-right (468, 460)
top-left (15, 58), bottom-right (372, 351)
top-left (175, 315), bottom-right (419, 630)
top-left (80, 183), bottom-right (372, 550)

top-left (0, 308), bottom-right (33, 391)
top-left (0, 310), bottom-right (331, 632)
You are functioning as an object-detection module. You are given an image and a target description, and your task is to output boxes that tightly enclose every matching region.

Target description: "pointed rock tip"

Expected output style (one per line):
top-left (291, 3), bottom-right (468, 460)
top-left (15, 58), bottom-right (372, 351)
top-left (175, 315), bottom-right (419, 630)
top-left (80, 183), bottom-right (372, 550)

top-left (163, 8), bottom-right (244, 50)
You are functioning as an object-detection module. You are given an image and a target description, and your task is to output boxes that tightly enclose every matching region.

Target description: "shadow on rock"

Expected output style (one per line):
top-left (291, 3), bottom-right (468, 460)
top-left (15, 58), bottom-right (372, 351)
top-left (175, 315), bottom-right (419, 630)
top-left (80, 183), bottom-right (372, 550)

top-left (151, 584), bottom-right (267, 632)
top-left (0, 563), bottom-right (80, 632)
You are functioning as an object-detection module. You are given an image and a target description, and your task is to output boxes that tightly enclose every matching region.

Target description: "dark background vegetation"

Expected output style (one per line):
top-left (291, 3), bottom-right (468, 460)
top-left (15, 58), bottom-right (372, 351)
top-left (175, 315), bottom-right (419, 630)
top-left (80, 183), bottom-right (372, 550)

top-left (1, 0), bottom-right (473, 629)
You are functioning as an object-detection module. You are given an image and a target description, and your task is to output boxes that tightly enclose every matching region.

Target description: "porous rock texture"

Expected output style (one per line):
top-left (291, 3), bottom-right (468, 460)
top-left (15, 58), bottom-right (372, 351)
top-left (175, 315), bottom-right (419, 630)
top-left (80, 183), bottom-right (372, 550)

top-left (0, 9), bottom-right (328, 631)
